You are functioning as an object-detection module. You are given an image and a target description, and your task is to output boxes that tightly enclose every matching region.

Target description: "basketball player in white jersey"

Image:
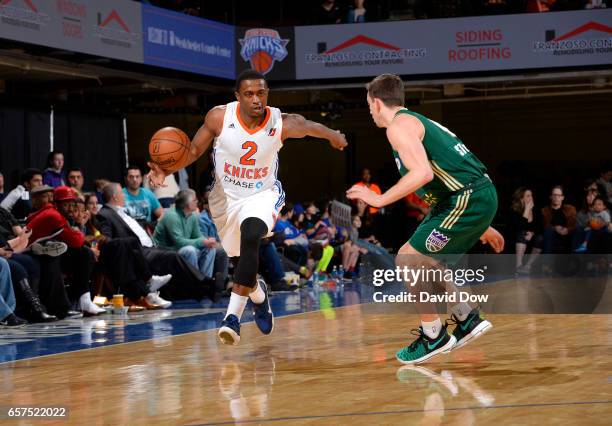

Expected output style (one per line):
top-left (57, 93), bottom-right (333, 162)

top-left (148, 69), bottom-right (347, 345)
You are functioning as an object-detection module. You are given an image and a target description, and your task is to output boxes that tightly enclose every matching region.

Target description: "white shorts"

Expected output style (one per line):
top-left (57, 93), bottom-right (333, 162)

top-left (208, 188), bottom-right (285, 257)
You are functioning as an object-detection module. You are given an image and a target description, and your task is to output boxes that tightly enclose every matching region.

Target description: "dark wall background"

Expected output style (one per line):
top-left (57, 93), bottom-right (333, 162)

top-left (0, 106), bottom-right (125, 190)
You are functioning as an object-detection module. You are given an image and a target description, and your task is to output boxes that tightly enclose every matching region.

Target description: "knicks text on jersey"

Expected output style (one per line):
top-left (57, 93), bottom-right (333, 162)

top-left (211, 101), bottom-right (284, 200)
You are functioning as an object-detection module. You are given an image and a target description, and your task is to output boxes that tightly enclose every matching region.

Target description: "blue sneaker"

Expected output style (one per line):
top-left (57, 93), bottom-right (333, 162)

top-left (252, 279), bottom-right (274, 335)
top-left (218, 314), bottom-right (241, 345)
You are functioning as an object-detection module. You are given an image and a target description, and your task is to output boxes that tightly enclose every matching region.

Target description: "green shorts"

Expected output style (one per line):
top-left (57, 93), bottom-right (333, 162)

top-left (409, 179), bottom-right (498, 265)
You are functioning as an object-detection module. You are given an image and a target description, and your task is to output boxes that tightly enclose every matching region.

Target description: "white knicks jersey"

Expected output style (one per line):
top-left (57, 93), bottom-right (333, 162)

top-left (211, 101), bottom-right (285, 201)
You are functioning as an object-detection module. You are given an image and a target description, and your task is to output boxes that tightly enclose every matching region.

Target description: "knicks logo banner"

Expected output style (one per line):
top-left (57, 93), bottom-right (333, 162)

top-left (239, 28), bottom-right (289, 75)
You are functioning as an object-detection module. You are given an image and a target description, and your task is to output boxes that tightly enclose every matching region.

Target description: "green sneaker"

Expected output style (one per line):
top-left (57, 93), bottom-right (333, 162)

top-left (446, 309), bottom-right (492, 352)
top-left (396, 325), bottom-right (456, 365)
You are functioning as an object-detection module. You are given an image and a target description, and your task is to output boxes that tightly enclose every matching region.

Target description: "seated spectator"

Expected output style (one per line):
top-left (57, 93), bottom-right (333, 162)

top-left (198, 193), bottom-right (229, 292)
top-left (258, 238), bottom-right (299, 292)
top-left (123, 166), bottom-right (163, 228)
top-left (541, 185), bottom-right (576, 253)
top-left (0, 172), bottom-right (5, 203)
top-left (0, 231), bottom-right (57, 323)
top-left (509, 187), bottom-right (543, 274)
top-left (575, 196), bottom-right (611, 253)
top-left (97, 183), bottom-right (215, 302)
top-left (0, 257), bottom-right (27, 327)
top-left (273, 203), bottom-right (309, 266)
top-left (342, 215), bottom-right (368, 274)
top-left (355, 198), bottom-right (380, 244)
top-left (42, 151), bottom-right (66, 188)
top-left (347, 0), bottom-right (366, 22)
top-left (29, 185), bottom-right (54, 212)
top-left (0, 168), bottom-right (43, 221)
top-left (144, 172), bottom-right (180, 208)
top-left (27, 186), bottom-right (105, 316)
top-left (354, 168), bottom-right (382, 214)
top-left (67, 167), bottom-right (86, 197)
top-left (153, 189), bottom-right (218, 281)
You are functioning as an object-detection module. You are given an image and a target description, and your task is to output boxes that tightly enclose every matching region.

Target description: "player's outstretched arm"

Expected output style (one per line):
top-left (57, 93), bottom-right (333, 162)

top-left (346, 116), bottom-right (433, 208)
top-left (281, 113), bottom-right (347, 150)
top-left (147, 106), bottom-right (224, 188)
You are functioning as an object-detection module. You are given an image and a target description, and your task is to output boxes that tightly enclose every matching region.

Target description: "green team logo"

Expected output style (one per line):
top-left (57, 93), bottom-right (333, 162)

top-left (422, 193), bottom-right (438, 205)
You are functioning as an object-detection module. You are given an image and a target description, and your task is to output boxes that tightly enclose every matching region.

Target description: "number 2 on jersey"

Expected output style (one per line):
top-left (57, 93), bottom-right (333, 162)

top-left (240, 141), bottom-right (258, 166)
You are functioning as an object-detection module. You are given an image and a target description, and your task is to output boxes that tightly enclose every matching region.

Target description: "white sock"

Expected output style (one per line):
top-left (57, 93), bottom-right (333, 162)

top-left (422, 318), bottom-right (442, 339)
top-left (149, 274), bottom-right (172, 292)
top-left (225, 293), bottom-right (248, 320)
top-left (79, 292), bottom-right (104, 313)
top-left (249, 282), bottom-right (265, 304)
top-left (451, 302), bottom-right (472, 322)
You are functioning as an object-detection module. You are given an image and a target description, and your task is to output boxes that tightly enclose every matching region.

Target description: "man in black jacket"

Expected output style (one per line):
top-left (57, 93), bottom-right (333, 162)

top-left (97, 182), bottom-right (215, 302)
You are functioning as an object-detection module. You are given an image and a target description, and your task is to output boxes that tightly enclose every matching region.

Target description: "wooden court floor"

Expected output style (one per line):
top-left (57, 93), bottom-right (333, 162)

top-left (0, 303), bottom-right (611, 425)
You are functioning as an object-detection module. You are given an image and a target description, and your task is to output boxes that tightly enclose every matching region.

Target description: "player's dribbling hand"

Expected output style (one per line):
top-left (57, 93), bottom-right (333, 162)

top-left (146, 162), bottom-right (168, 188)
top-left (346, 184), bottom-right (382, 208)
top-left (330, 130), bottom-right (348, 151)
top-left (480, 226), bottom-right (505, 253)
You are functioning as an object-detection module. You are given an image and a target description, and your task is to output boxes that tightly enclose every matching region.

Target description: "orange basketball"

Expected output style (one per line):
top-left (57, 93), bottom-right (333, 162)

top-left (250, 51), bottom-right (273, 74)
top-left (149, 127), bottom-right (191, 172)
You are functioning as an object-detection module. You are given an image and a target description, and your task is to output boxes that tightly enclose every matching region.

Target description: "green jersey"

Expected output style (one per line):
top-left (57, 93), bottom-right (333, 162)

top-left (392, 108), bottom-right (487, 206)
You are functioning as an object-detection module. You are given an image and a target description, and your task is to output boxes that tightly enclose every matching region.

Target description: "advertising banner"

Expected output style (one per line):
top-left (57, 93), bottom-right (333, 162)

top-left (295, 10), bottom-right (612, 79)
top-left (235, 26), bottom-right (295, 80)
top-left (0, 0), bottom-right (143, 62)
top-left (142, 4), bottom-right (234, 79)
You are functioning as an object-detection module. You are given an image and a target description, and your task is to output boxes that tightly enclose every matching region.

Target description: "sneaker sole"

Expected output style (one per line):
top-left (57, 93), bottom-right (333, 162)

top-left (396, 335), bottom-right (457, 365)
top-left (218, 326), bottom-right (240, 346)
top-left (445, 320), bottom-right (492, 353)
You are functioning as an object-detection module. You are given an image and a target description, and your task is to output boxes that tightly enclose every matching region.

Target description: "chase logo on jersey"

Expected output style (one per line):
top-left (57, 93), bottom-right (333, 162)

top-left (239, 28), bottom-right (289, 75)
top-left (425, 229), bottom-right (450, 252)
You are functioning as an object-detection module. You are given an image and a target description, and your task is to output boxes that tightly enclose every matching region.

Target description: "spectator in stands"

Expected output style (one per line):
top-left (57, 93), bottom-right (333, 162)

top-left (509, 187), bottom-right (543, 274)
top-left (144, 172), bottom-right (180, 208)
top-left (153, 189), bottom-right (218, 280)
top-left (258, 238), bottom-right (299, 292)
top-left (273, 203), bottom-right (309, 266)
top-left (43, 151), bottom-right (66, 188)
top-left (67, 167), bottom-right (85, 197)
top-left (97, 182), bottom-right (215, 302)
top-left (0, 168), bottom-right (43, 221)
top-left (0, 231), bottom-right (57, 323)
top-left (354, 168), bottom-right (382, 214)
top-left (27, 186), bottom-right (104, 316)
top-left (575, 196), bottom-right (611, 253)
top-left (355, 198), bottom-right (379, 243)
top-left (198, 192), bottom-right (229, 293)
top-left (0, 257), bottom-right (27, 327)
top-left (527, 0), bottom-right (557, 12)
top-left (541, 185), bottom-right (576, 253)
top-left (342, 214), bottom-right (368, 274)
top-left (0, 172), bottom-right (5, 203)
top-left (123, 165), bottom-right (163, 227)
top-left (597, 165), bottom-right (612, 204)
top-left (312, 0), bottom-right (343, 24)
top-left (347, 0), bottom-right (366, 22)
top-left (29, 185), bottom-right (54, 213)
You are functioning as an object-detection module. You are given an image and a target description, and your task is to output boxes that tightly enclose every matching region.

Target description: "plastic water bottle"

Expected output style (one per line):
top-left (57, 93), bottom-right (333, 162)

top-left (338, 265), bottom-right (345, 282)
top-left (331, 266), bottom-right (338, 283)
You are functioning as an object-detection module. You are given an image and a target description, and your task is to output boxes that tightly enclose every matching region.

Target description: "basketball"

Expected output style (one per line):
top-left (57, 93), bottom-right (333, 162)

top-left (149, 127), bottom-right (191, 171)
top-left (250, 51), bottom-right (273, 74)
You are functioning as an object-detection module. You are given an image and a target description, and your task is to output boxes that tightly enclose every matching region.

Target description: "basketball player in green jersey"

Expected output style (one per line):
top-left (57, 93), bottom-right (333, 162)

top-left (347, 74), bottom-right (505, 364)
